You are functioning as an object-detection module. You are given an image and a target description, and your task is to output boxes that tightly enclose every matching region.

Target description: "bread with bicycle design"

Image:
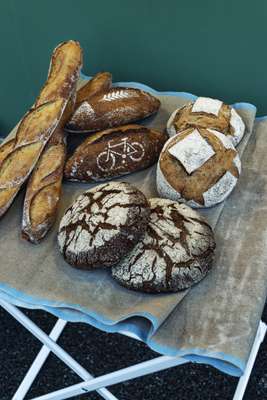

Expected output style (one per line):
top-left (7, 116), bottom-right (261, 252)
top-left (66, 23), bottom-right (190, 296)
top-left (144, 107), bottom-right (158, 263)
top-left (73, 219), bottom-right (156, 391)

top-left (64, 124), bottom-right (167, 182)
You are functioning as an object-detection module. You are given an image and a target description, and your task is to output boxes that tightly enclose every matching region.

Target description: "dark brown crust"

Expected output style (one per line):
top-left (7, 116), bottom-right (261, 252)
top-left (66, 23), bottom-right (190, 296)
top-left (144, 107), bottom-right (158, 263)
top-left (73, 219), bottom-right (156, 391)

top-left (22, 128), bottom-right (66, 243)
top-left (112, 198), bottom-right (216, 293)
top-left (65, 87), bottom-right (161, 133)
top-left (64, 124), bottom-right (167, 182)
top-left (58, 182), bottom-right (151, 269)
top-left (0, 40), bottom-right (82, 220)
top-left (75, 72), bottom-right (112, 104)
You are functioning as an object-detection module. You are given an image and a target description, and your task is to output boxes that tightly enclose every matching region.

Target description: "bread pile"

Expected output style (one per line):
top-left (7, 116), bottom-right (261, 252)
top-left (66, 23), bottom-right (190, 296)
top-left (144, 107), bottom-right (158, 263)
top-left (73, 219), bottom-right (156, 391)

top-left (157, 96), bottom-right (245, 208)
top-left (0, 41), bottom-right (247, 294)
top-left (0, 42), bottom-right (165, 244)
top-left (58, 181), bottom-right (216, 293)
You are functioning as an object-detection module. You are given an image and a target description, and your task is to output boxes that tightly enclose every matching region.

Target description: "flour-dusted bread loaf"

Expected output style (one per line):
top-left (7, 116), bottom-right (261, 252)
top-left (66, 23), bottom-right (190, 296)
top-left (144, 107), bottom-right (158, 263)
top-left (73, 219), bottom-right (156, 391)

top-left (58, 182), bottom-right (150, 269)
top-left (0, 40), bottom-right (82, 219)
top-left (167, 97), bottom-right (245, 146)
top-left (112, 198), bottom-right (216, 293)
top-left (75, 72), bottom-right (112, 104)
top-left (157, 127), bottom-right (241, 208)
top-left (64, 124), bottom-right (167, 182)
top-left (65, 87), bottom-right (161, 133)
top-left (22, 128), bottom-right (66, 243)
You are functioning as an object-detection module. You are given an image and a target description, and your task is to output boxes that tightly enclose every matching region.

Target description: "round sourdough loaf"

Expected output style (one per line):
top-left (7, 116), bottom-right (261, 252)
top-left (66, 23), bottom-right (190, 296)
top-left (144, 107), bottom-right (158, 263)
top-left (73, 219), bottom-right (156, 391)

top-left (64, 125), bottom-right (167, 182)
top-left (157, 127), bottom-right (241, 208)
top-left (112, 198), bottom-right (216, 293)
top-left (167, 97), bottom-right (245, 146)
top-left (58, 182), bottom-right (150, 269)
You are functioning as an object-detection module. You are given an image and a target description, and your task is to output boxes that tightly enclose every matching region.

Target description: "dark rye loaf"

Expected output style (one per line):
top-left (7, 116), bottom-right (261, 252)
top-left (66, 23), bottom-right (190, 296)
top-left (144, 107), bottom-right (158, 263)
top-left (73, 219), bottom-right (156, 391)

top-left (112, 198), bottom-right (216, 293)
top-left (58, 182), bottom-right (150, 269)
top-left (65, 87), bottom-right (160, 133)
top-left (64, 124), bottom-right (167, 182)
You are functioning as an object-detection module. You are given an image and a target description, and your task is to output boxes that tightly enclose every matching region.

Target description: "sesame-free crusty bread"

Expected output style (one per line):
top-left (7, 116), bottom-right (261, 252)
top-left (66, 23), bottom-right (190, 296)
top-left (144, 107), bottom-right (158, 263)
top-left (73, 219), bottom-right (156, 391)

top-left (157, 127), bottom-right (241, 208)
top-left (65, 87), bottom-right (160, 133)
top-left (112, 198), bottom-right (216, 293)
top-left (64, 124), bottom-right (167, 182)
top-left (75, 72), bottom-right (112, 104)
top-left (167, 97), bottom-right (245, 146)
top-left (58, 182), bottom-right (150, 269)
top-left (22, 128), bottom-right (66, 243)
top-left (0, 40), bottom-right (82, 219)
top-left (20, 41), bottom-right (83, 242)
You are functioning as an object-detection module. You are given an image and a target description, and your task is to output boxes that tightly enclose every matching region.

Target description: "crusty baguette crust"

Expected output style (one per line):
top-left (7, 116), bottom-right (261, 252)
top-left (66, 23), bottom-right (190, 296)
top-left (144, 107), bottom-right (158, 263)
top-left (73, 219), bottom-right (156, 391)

top-left (21, 72), bottom-right (110, 243)
top-left (0, 40), bottom-right (82, 219)
top-left (75, 72), bottom-right (112, 104)
top-left (22, 128), bottom-right (66, 243)
top-left (65, 87), bottom-right (161, 133)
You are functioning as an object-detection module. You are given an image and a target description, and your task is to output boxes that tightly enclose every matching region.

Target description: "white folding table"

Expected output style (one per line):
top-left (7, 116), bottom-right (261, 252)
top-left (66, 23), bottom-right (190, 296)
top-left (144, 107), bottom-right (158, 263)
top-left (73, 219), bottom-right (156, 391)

top-left (1, 299), bottom-right (266, 400)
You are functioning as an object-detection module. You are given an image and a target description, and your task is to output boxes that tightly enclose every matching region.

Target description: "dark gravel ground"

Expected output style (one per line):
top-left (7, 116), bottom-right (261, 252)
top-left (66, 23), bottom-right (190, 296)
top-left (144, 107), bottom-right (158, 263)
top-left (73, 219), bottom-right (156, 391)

top-left (0, 304), bottom-right (266, 400)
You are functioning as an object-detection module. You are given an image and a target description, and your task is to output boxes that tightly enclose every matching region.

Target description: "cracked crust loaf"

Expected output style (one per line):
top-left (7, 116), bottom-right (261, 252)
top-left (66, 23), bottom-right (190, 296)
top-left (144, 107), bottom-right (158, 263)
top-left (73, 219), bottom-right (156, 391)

top-left (64, 124), bottom-right (167, 182)
top-left (58, 182), bottom-right (150, 269)
top-left (157, 127), bottom-right (241, 208)
top-left (167, 97), bottom-right (245, 146)
top-left (112, 198), bottom-right (216, 293)
top-left (0, 40), bottom-right (82, 219)
top-left (65, 87), bottom-right (160, 133)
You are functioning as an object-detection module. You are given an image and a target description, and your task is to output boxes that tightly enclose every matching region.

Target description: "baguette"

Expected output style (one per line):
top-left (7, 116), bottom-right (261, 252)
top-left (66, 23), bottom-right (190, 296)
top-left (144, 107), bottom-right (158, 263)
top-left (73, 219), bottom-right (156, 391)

top-left (21, 64), bottom-right (111, 243)
top-left (0, 40), bottom-right (82, 219)
top-left (22, 128), bottom-right (66, 243)
top-left (75, 72), bottom-right (112, 104)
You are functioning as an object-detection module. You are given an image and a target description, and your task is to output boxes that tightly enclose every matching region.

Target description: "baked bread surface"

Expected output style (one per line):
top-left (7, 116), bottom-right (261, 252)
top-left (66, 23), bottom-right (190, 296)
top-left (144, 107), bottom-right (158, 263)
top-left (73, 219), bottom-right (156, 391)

top-left (112, 198), bottom-right (216, 293)
top-left (58, 182), bottom-right (150, 269)
top-left (64, 124), bottom-right (167, 182)
top-left (157, 127), bottom-right (241, 208)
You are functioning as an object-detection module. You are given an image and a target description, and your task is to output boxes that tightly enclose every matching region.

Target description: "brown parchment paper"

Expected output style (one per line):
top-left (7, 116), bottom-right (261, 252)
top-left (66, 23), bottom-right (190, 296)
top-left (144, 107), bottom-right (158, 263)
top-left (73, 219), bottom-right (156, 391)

top-left (0, 80), bottom-right (263, 376)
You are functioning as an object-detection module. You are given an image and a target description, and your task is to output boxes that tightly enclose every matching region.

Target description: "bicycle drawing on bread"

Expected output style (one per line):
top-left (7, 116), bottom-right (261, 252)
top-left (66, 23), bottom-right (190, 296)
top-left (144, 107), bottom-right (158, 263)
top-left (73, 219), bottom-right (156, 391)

top-left (97, 138), bottom-right (145, 172)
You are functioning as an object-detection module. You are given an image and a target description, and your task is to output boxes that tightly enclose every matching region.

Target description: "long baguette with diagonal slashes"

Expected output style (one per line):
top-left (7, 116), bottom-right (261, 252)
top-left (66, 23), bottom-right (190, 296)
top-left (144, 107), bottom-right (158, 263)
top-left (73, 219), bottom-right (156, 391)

top-left (22, 128), bottom-right (66, 243)
top-left (0, 40), bottom-right (82, 219)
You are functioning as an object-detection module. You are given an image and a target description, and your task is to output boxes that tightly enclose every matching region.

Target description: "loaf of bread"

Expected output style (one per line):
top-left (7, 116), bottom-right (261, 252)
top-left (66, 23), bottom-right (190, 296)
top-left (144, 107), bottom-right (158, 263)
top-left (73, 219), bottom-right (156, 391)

top-left (167, 97), bottom-right (245, 146)
top-left (64, 124), bottom-right (167, 182)
top-left (22, 128), bottom-right (66, 243)
top-left (0, 138), bottom-right (15, 167)
top-left (112, 198), bottom-right (216, 293)
top-left (65, 87), bottom-right (160, 133)
top-left (157, 127), bottom-right (241, 208)
top-left (0, 40), bottom-right (82, 219)
top-left (75, 72), bottom-right (112, 104)
top-left (58, 182), bottom-right (150, 269)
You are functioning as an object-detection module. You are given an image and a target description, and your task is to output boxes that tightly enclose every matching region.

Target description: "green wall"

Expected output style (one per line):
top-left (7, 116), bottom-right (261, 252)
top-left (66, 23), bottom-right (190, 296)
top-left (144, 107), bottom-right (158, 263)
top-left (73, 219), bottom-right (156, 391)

top-left (1, 0), bottom-right (267, 134)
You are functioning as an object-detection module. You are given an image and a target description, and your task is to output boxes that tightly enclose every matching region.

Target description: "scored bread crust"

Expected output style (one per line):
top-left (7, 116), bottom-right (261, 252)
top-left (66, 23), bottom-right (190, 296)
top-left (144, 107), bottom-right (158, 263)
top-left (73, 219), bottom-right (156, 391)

top-left (0, 40), bottom-right (82, 220)
top-left (75, 72), bottom-right (112, 104)
top-left (65, 87), bottom-right (161, 133)
top-left (22, 128), bottom-right (66, 243)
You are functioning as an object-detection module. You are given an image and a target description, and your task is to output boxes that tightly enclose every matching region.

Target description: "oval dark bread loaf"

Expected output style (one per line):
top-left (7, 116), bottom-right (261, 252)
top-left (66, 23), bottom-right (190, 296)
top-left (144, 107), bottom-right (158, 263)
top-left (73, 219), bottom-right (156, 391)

top-left (65, 87), bottom-right (161, 133)
top-left (64, 124), bottom-right (167, 182)
top-left (112, 198), bottom-right (216, 293)
top-left (58, 182), bottom-right (150, 269)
